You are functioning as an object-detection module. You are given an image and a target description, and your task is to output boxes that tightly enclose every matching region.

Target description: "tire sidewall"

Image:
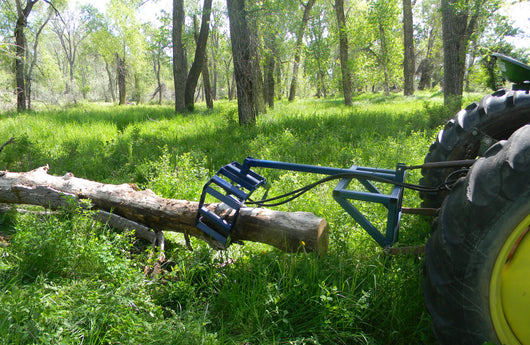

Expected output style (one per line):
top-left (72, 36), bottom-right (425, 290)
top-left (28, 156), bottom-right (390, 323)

top-left (462, 192), bottom-right (530, 344)
top-left (424, 125), bottom-right (530, 345)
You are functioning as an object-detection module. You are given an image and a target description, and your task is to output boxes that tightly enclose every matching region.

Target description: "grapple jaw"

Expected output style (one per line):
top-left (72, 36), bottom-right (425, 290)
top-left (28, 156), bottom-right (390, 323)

top-left (195, 161), bottom-right (266, 245)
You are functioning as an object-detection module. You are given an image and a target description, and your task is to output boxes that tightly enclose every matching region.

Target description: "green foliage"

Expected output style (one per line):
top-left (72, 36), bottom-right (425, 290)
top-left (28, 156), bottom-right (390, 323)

top-left (0, 93), bottom-right (472, 344)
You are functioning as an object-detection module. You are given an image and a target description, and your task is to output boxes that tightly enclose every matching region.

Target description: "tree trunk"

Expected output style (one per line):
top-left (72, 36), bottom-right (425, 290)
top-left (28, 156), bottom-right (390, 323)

top-left (172, 0), bottom-right (187, 112)
top-left (14, 0), bottom-right (38, 112)
top-left (378, 24), bottom-right (390, 97)
top-left (251, 46), bottom-right (266, 114)
top-left (202, 58), bottom-right (214, 109)
top-left (26, 11), bottom-right (54, 110)
top-left (228, 71), bottom-right (235, 101)
top-left (185, 0), bottom-right (213, 111)
top-left (334, 0), bottom-right (353, 106)
top-left (264, 38), bottom-right (275, 108)
top-left (288, 0), bottom-right (316, 102)
top-left (402, 0), bottom-right (414, 96)
top-left (191, 13), bottom-right (214, 109)
top-left (441, 0), bottom-right (481, 112)
top-left (417, 58), bottom-right (433, 90)
top-left (104, 59), bottom-right (116, 103)
top-left (116, 54), bottom-right (126, 105)
top-left (0, 166), bottom-right (329, 255)
top-left (210, 41), bottom-right (218, 100)
top-left (155, 54), bottom-right (163, 104)
top-left (227, 0), bottom-right (256, 125)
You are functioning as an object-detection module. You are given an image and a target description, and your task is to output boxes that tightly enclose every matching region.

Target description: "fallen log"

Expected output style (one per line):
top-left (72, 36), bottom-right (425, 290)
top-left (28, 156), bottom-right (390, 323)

top-left (0, 166), bottom-right (329, 255)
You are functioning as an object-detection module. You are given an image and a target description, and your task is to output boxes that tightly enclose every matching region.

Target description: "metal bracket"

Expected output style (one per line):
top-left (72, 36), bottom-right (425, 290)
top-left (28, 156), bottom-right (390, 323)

top-left (332, 164), bottom-right (405, 247)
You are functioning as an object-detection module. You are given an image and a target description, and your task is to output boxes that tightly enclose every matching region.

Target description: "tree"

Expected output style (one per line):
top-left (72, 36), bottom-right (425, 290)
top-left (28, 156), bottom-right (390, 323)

top-left (50, 5), bottom-right (95, 99)
top-left (367, 0), bottom-right (401, 96)
top-left (305, 4), bottom-right (332, 98)
top-left (13, 0), bottom-right (65, 111)
top-left (14, 0), bottom-right (39, 111)
top-left (415, 0), bottom-right (442, 90)
top-left (441, 0), bottom-right (497, 111)
top-left (106, 0), bottom-right (148, 105)
top-left (226, 0), bottom-right (256, 125)
top-left (172, 0), bottom-right (187, 111)
top-left (288, 0), bottom-right (316, 101)
top-left (193, 14), bottom-right (214, 109)
top-left (184, 0), bottom-right (213, 111)
top-left (26, 5), bottom-right (55, 109)
top-left (263, 30), bottom-right (277, 107)
top-left (334, 0), bottom-right (353, 106)
top-left (146, 11), bottom-right (172, 104)
top-left (90, 22), bottom-right (120, 103)
top-left (402, 0), bottom-right (414, 95)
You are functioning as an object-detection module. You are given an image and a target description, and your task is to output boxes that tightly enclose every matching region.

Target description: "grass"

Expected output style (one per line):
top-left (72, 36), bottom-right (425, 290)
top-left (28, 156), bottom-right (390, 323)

top-left (0, 91), bottom-right (484, 344)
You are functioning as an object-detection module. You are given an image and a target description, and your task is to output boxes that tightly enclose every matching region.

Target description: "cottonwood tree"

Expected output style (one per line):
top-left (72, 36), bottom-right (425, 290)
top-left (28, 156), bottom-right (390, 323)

top-left (334, 0), bottom-right (353, 105)
top-left (415, 0), bottom-right (442, 90)
top-left (207, 4), bottom-right (227, 101)
top-left (12, 0), bottom-right (68, 111)
top-left (441, 0), bottom-right (499, 111)
top-left (172, 0), bottom-right (213, 112)
top-left (402, 0), bottom-right (414, 96)
top-left (226, 0), bottom-right (257, 125)
top-left (172, 0), bottom-right (187, 111)
top-left (13, 0), bottom-right (58, 111)
top-left (191, 15), bottom-right (213, 108)
top-left (367, 0), bottom-right (401, 96)
top-left (185, 0), bottom-right (213, 111)
top-left (288, 0), bottom-right (316, 102)
top-left (105, 0), bottom-right (148, 105)
top-left (90, 24), bottom-right (120, 102)
top-left (14, 0), bottom-right (37, 111)
top-left (146, 11), bottom-right (172, 104)
top-left (26, 5), bottom-right (56, 109)
top-left (305, 3), bottom-right (332, 98)
top-left (50, 5), bottom-right (97, 100)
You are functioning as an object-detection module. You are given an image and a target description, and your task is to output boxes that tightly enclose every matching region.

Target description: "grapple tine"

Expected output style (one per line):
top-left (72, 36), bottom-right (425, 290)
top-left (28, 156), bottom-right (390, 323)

top-left (195, 162), bottom-right (266, 245)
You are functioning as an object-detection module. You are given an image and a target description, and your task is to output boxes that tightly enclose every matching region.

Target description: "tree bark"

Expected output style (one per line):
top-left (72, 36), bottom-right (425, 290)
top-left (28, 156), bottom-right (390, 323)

top-left (227, 0), bottom-right (257, 125)
top-left (191, 14), bottom-right (214, 109)
top-left (441, 0), bottom-right (482, 112)
top-left (104, 59), bottom-right (116, 103)
top-left (402, 0), bottom-right (414, 96)
top-left (416, 26), bottom-right (437, 90)
top-left (202, 59), bottom-right (214, 109)
top-left (334, 0), bottom-right (353, 106)
top-left (378, 23), bottom-right (391, 97)
top-left (288, 0), bottom-right (316, 102)
top-left (263, 35), bottom-right (275, 108)
top-left (14, 0), bottom-right (38, 112)
top-left (184, 0), bottom-right (213, 111)
top-left (0, 166), bottom-right (329, 255)
top-left (116, 53), bottom-right (126, 105)
top-left (172, 0), bottom-right (187, 112)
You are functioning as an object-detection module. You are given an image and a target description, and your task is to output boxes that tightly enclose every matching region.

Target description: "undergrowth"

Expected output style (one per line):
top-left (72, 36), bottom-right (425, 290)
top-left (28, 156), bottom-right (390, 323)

top-left (0, 92), bottom-right (481, 344)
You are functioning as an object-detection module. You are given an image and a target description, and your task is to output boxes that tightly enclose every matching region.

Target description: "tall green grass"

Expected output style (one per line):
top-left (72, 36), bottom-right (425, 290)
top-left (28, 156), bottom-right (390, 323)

top-left (0, 92), bottom-right (475, 344)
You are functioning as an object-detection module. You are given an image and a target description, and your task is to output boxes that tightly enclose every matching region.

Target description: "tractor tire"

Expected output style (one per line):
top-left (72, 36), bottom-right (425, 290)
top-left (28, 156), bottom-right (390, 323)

top-left (420, 89), bottom-right (530, 208)
top-left (423, 125), bottom-right (530, 345)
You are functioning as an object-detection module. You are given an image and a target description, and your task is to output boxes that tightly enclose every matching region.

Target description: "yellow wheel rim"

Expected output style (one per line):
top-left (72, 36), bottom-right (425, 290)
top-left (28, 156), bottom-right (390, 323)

top-left (490, 213), bottom-right (530, 345)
